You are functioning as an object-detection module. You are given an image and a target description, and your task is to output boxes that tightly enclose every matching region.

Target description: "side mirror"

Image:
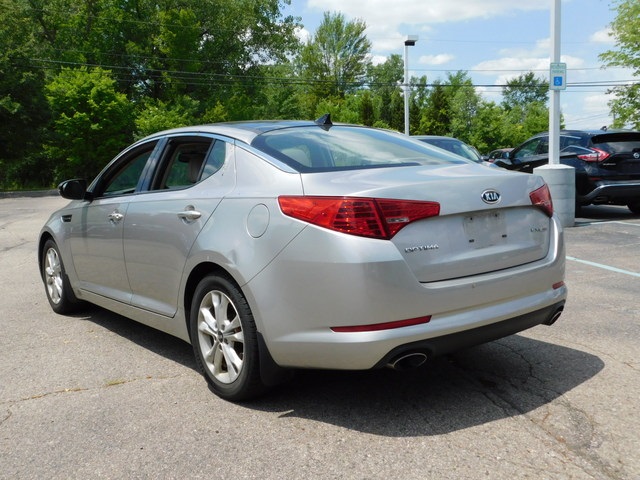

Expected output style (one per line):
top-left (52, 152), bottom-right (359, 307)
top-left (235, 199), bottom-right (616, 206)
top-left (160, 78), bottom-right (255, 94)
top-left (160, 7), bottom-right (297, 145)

top-left (58, 179), bottom-right (88, 200)
top-left (494, 157), bottom-right (512, 168)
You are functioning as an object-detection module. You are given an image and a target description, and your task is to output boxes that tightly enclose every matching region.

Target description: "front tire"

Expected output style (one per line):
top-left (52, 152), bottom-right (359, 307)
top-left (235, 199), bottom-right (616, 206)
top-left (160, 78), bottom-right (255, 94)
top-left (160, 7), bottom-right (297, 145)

top-left (41, 239), bottom-right (82, 314)
top-left (190, 275), bottom-right (265, 401)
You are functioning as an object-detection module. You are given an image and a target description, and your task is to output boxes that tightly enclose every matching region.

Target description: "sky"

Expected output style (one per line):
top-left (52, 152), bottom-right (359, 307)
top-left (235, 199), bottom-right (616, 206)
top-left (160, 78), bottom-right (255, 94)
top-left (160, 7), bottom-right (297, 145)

top-left (282, 0), bottom-right (634, 130)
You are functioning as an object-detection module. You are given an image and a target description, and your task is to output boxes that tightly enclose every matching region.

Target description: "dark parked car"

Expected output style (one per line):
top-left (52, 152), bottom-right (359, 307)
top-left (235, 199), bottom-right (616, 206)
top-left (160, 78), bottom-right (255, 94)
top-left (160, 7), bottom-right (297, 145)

top-left (413, 135), bottom-right (484, 163)
top-left (493, 129), bottom-right (640, 213)
top-left (487, 148), bottom-right (513, 162)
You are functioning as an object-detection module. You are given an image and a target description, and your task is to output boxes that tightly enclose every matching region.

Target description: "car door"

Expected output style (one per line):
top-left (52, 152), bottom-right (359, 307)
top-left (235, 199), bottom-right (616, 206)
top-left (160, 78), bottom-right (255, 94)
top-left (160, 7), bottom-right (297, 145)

top-left (506, 136), bottom-right (549, 173)
top-left (122, 135), bottom-right (235, 317)
top-left (68, 140), bottom-right (160, 303)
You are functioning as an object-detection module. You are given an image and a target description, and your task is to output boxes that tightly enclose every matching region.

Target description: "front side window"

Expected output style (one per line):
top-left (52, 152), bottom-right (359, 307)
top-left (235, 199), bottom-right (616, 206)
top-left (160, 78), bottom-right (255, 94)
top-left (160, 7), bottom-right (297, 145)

top-left (99, 143), bottom-right (157, 197)
top-left (513, 138), bottom-right (544, 162)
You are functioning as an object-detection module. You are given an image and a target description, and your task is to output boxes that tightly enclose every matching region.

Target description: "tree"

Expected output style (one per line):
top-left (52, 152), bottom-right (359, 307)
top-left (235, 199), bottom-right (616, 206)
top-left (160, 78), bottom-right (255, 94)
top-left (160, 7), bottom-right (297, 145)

top-left (0, 0), bottom-right (50, 188)
top-left (599, 0), bottom-right (640, 129)
top-left (135, 96), bottom-right (200, 139)
top-left (418, 72), bottom-right (479, 138)
top-left (467, 101), bottom-right (505, 154)
top-left (448, 74), bottom-right (482, 142)
top-left (0, 0), bottom-right (301, 188)
top-left (45, 67), bottom-right (134, 181)
top-left (367, 55), bottom-right (403, 129)
top-left (420, 80), bottom-right (449, 135)
top-left (501, 72), bottom-right (549, 111)
top-left (297, 12), bottom-right (372, 99)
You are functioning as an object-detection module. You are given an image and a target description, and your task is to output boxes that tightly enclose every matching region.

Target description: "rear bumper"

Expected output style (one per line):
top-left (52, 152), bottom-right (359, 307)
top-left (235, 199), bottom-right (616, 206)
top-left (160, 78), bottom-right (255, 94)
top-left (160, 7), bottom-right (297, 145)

top-left (245, 216), bottom-right (567, 370)
top-left (373, 300), bottom-right (565, 368)
top-left (579, 180), bottom-right (640, 204)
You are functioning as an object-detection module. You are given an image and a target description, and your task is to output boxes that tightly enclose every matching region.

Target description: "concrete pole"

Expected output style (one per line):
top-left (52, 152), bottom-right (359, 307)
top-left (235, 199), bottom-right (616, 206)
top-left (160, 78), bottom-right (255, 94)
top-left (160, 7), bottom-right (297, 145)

top-left (549, 0), bottom-right (561, 165)
top-left (534, 0), bottom-right (575, 227)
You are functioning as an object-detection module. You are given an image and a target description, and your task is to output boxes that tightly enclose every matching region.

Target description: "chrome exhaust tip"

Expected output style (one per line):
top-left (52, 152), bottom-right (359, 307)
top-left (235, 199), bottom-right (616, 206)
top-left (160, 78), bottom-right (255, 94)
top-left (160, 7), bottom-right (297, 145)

top-left (544, 307), bottom-right (564, 326)
top-left (387, 352), bottom-right (428, 371)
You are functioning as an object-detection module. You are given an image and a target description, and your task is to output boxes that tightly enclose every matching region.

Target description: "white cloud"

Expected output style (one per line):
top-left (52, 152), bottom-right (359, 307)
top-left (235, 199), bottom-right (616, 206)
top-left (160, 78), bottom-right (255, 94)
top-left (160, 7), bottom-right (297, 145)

top-left (307, 0), bottom-right (547, 27)
top-left (306, 0), bottom-right (549, 53)
top-left (472, 54), bottom-right (585, 85)
top-left (590, 28), bottom-right (613, 44)
top-left (419, 54), bottom-right (454, 66)
top-left (294, 26), bottom-right (311, 44)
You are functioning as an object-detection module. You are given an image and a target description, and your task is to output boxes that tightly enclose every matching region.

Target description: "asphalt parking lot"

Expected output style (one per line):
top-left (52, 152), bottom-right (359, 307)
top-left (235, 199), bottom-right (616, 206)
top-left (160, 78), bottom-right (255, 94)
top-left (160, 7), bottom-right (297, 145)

top-left (1, 195), bottom-right (639, 479)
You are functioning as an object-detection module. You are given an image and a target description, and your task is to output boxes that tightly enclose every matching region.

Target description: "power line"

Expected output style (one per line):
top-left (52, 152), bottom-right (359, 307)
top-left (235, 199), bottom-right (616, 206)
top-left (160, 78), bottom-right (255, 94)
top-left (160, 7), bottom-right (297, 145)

top-left (17, 57), bottom-right (638, 90)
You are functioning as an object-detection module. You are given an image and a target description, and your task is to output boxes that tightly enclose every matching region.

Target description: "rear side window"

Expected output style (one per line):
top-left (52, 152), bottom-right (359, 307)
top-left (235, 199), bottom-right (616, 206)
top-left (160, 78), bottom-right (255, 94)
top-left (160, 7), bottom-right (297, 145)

top-left (152, 137), bottom-right (227, 189)
top-left (251, 126), bottom-right (467, 173)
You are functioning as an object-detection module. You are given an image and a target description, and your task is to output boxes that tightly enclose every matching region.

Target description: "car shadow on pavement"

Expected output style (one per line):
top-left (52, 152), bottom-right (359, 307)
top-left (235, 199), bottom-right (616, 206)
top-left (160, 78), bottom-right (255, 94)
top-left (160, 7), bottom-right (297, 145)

top-left (76, 306), bottom-right (196, 369)
top-left (576, 204), bottom-right (639, 224)
top-left (77, 307), bottom-right (603, 437)
top-left (254, 334), bottom-right (604, 437)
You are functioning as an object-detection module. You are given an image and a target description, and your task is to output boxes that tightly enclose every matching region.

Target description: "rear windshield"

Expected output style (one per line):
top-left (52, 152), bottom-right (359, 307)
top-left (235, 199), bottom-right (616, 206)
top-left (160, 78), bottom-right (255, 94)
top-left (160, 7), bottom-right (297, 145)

top-left (591, 132), bottom-right (640, 153)
top-left (251, 126), bottom-right (470, 172)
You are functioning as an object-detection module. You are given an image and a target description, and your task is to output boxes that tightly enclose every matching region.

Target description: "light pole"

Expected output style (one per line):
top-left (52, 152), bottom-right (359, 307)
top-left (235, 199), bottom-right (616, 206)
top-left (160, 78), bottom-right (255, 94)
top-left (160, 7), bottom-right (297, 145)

top-left (404, 35), bottom-right (418, 135)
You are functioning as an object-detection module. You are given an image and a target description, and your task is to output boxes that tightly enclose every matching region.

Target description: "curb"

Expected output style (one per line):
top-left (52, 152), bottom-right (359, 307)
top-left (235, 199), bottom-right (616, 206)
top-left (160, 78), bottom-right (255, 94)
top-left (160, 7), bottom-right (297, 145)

top-left (0, 190), bottom-right (58, 199)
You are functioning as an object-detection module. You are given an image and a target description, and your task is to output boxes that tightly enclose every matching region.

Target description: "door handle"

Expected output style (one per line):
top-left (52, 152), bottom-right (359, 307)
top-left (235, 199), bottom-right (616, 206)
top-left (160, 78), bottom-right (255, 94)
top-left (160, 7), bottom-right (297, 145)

top-left (108, 211), bottom-right (124, 223)
top-left (178, 206), bottom-right (202, 223)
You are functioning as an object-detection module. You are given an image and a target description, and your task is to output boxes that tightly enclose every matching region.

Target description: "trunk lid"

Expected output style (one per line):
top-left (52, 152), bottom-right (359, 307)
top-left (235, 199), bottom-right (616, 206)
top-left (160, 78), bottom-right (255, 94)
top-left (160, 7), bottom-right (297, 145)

top-left (300, 164), bottom-right (552, 282)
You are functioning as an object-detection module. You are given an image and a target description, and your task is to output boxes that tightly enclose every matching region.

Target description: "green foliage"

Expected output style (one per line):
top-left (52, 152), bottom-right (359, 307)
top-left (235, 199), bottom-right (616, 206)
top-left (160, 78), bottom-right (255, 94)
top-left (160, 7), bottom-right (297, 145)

top-left (502, 72), bottom-right (549, 111)
top-left (0, 1), bottom-right (566, 189)
top-left (298, 12), bottom-right (371, 101)
top-left (45, 67), bottom-right (134, 182)
top-left (599, 0), bottom-right (640, 129)
top-left (0, 0), bottom-right (51, 188)
top-left (135, 96), bottom-right (200, 139)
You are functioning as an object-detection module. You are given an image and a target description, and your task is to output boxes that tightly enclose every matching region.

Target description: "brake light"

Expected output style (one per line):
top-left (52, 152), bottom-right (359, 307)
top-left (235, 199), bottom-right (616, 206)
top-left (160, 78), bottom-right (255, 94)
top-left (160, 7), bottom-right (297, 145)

top-left (278, 196), bottom-right (440, 240)
top-left (529, 184), bottom-right (553, 217)
top-left (577, 147), bottom-right (610, 162)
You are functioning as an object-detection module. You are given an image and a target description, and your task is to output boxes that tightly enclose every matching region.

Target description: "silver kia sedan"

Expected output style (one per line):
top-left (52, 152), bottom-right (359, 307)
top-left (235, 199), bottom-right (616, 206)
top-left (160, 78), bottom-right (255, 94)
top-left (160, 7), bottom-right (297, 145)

top-left (39, 117), bottom-right (567, 401)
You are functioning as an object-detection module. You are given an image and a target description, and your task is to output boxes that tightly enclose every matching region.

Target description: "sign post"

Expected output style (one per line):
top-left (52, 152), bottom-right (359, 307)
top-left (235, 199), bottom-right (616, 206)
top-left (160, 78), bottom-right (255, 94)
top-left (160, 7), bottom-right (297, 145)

top-left (534, 0), bottom-right (575, 227)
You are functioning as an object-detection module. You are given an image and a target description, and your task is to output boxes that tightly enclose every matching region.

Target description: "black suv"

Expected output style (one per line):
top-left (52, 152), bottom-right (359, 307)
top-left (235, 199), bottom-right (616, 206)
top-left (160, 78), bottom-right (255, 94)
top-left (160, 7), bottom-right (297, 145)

top-left (494, 129), bottom-right (640, 213)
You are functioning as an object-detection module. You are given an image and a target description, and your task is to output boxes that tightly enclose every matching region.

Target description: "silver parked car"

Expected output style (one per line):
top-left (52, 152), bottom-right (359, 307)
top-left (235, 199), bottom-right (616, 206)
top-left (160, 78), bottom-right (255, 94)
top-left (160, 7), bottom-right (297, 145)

top-left (39, 117), bottom-right (567, 401)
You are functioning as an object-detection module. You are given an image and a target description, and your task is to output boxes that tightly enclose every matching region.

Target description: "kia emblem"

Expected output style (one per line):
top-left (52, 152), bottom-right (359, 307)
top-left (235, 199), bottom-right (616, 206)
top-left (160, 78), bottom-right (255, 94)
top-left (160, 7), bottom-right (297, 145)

top-left (481, 189), bottom-right (501, 204)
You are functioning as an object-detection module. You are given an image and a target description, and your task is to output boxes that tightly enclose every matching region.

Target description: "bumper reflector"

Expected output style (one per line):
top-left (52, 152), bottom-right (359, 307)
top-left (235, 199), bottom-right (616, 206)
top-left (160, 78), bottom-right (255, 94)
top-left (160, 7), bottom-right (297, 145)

top-left (331, 316), bottom-right (431, 333)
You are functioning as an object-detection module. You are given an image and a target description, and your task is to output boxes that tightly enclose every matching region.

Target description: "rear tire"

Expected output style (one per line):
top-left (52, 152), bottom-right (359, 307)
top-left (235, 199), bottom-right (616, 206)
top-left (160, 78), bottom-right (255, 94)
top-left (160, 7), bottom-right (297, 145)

top-left (41, 239), bottom-right (82, 314)
top-left (190, 275), bottom-right (266, 401)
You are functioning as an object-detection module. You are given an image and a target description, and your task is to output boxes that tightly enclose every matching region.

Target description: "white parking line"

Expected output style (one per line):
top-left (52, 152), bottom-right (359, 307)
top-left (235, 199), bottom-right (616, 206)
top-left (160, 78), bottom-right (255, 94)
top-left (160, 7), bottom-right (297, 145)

top-left (566, 256), bottom-right (640, 278)
top-left (576, 220), bottom-right (640, 227)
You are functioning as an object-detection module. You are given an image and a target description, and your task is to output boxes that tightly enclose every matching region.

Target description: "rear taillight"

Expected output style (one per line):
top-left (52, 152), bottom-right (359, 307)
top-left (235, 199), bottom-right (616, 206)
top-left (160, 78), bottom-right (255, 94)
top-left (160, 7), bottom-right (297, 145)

top-left (278, 196), bottom-right (440, 240)
top-left (529, 184), bottom-right (553, 217)
top-left (577, 147), bottom-right (610, 162)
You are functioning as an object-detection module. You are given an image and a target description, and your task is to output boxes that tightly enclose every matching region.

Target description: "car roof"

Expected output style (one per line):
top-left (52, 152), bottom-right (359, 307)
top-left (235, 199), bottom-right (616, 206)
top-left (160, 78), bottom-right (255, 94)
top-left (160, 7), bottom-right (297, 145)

top-left (413, 135), bottom-right (463, 141)
top-left (530, 129), bottom-right (639, 138)
top-left (136, 120), bottom-right (339, 146)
